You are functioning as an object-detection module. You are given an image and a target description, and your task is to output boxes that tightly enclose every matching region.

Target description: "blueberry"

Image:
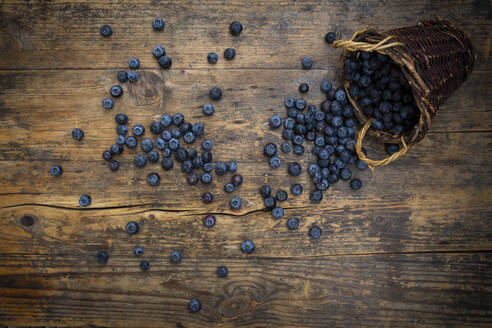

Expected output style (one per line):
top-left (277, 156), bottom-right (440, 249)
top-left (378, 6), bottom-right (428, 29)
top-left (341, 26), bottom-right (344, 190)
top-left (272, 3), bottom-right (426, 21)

top-left (203, 104), bottom-right (215, 116)
top-left (288, 162), bottom-right (302, 176)
top-left (189, 299), bottom-right (201, 312)
top-left (335, 89), bottom-right (347, 103)
top-left (325, 31), bottom-right (336, 44)
top-left (116, 124), bottom-right (128, 135)
top-left (385, 143), bottom-right (400, 155)
top-left (288, 108), bottom-right (298, 118)
top-left (287, 218), bottom-right (300, 230)
top-left (168, 138), bottom-right (180, 150)
top-left (100, 25), bottom-right (112, 37)
top-left (147, 122), bottom-right (161, 135)
top-left (50, 164), bottom-right (63, 176)
top-left (241, 240), bottom-right (255, 254)
top-left (269, 115), bottom-right (282, 129)
top-left (174, 148), bottom-right (188, 162)
top-left (201, 140), bottom-right (213, 152)
top-left (110, 144), bottom-right (123, 155)
top-left (276, 190), bottom-right (288, 202)
top-left (147, 150), bottom-right (160, 163)
top-left (282, 128), bottom-right (294, 140)
top-left (154, 138), bottom-right (166, 150)
top-left (331, 116), bottom-right (343, 128)
top-left (116, 135), bottom-right (126, 145)
top-left (350, 178), bottom-right (362, 190)
top-left (292, 135), bottom-right (303, 145)
top-left (207, 52), bottom-right (219, 64)
top-left (269, 156), bottom-right (281, 169)
top-left (227, 161), bottom-right (238, 173)
top-left (140, 260), bottom-right (150, 271)
top-left (102, 150), bottom-right (113, 162)
top-left (162, 148), bottom-right (172, 158)
top-left (140, 138), bottom-right (153, 153)
top-left (328, 173), bottom-right (339, 184)
top-left (115, 113), bottom-right (128, 125)
top-left (158, 56), bottom-right (172, 69)
top-left (192, 122), bottom-right (204, 136)
top-left (231, 174), bottom-right (243, 187)
top-left (201, 151), bottom-right (213, 163)
top-left (170, 113), bottom-right (182, 127)
top-left (126, 221), bottom-right (139, 235)
top-left (260, 185), bottom-right (272, 198)
top-left (264, 143), bottom-right (277, 157)
top-left (79, 194), bottom-right (91, 207)
top-left (339, 150), bottom-right (351, 163)
top-left (310, 189), bottom-right (323, 203)
top-left (224, 48), bottom-right (236, 60)
top-left (224, 183), bottom-right (235, 193)
top-left (201, 191), bottom-right (213, 204)
top-left (152, 45), bottom-right (166, 58)
top-left (160, 114), bottom-right (172, 128)
top-left (264, 196), bottom-right (276, 210)
top-left (301, 57), bottom-right (313, 69)
top-left (126, 136), bottom-right (137, 148)
top-left (200, 159), bottom-right (209, 169)
top-left (182, 131), bottom-right (194, 144)
top-left (316, 178), bottom-right (329, 191)
top-left (170, 250), bottom-right (182, 263)
top-left (309, 225), bottom-right (322, 239)
top-left (96, 250), bottom-right (109, 264)
top-left (134, 155), bottom-right (147, 168)
top-left (161, 158), bottom-right (173, 170)
top-left (203, 215), bottom-right (216, 228)
top-left (291, 183), bottom-right (303, 196)
top-left (171, 128), bottom-right (181, 139)
top-left (152, 17), bottom-right (165, 30)
top-left (212, 161), bottom-right (226, 176)
top-left (281, 142), bottom-right (292, 153)
top-left (295, 99), bottom-right (307, 111)
top-left (217, 265), bottom-right (228, 278)
top-left (230, 197), bottom-right (242, 210)
top-left (321, 80), bottom-right (333, 93)
top-left (357, 159), bottom-right (368, 171)
top-left (299, 83), bottom-right (309, 93)
top-left (201, 172), bottom-right (212, 184)
top-left (283, 117), bottom-right (295, 129)
top-left (129, 57), bottom-right (140, 69)
top-left (134, 246), bottom-right (144, 257)
top-left (109, 159), bottom-right (119, 171)
top-left (272, 207), bottom-right (284, 219)
top-left (72, 128), bottom-right (84, 141)
top-left (293, 145), bottom-right (305, 155)
top-left (285, 97), bottom-right (295, 108)
top-left (340, 167), bottom-right (352, 180)
top-left (184, 173), bottom-right (198, 185)
top-left (209, 87), bottom-right (222, 100)
top-left (132, 124), bottom-right (144, 136)
top-left (102, 97), bottom-right (114, 109)
top-left (146, 172), bottom-right (160, 186)
top-left (229, 21), bottom-right (243, 35)
top-left (110, 85), bottom-right (123, 97)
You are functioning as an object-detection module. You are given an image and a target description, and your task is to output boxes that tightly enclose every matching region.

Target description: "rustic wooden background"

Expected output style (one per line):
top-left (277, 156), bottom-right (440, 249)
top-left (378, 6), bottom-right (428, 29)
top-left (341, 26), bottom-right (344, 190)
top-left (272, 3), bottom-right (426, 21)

top-left (1, 0), bottom-right (491, 327)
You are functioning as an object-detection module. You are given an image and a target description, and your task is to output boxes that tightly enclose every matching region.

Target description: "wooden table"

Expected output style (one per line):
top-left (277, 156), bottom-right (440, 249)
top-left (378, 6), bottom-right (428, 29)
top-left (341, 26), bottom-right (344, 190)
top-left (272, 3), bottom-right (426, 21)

top-left (1, 1), bottom-right (491, 327)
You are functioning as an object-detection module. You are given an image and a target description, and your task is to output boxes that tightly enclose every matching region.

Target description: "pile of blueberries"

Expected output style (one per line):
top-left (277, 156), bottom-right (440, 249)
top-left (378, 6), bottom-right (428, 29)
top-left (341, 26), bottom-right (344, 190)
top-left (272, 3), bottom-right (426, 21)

top-left (345, 50), bottom-right (420, 137)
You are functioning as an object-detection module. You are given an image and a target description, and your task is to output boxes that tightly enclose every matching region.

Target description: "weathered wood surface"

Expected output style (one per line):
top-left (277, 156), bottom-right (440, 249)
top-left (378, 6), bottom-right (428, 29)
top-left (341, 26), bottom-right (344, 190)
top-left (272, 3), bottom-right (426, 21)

top-left (1, 0), bottom-right (491, 327)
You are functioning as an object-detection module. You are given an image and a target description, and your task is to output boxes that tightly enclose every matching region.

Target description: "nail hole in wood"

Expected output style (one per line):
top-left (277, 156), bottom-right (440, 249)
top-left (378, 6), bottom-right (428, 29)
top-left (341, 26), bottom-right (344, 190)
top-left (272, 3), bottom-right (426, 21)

top-left (20, 215), bottom-right (35, 226)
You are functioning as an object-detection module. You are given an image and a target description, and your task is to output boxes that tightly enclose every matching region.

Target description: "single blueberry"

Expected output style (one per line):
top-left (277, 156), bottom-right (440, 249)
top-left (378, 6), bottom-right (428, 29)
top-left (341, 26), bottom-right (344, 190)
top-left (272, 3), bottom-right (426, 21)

top-left (325, 31), bottom-right (336, 44)
top-left (186, 173), bottom-right (199, 185)
top-left (160, 114), bottom-right (172, 128)
top-left (293, 145), bottom-right (305, 155)
top-left (162, 148), bottom-right (172, 158)
top-left (260, 185), bottom-right (272, 198)
top-left (168, 138), bottom-right (180, 150)
top-left (203, 215), bottom-right (216, 227)
top-left (301, 57), bottom-right (313, 69)
top-left (224, 183), bottom-right (235, 193)
top-left (201, 151), bottom-right (213, 163)
top-left (321, 80), bottom-right (333, 93)
top-left (152, 17), bottom-right (165, 30)
top-left (129, 57), bottom-right (140, 69)
top-left (170, 250), bottom-right (182, 263)
top-left (217, 265), bottom-right (228, 278)
top-left (299, 83), bottom-right (309, 93)
top-left (291, 184), bottom-right (303, 196)
top-left (152, 45), bottom-right (166, 58)
top-left (72, 128), bottom-right (84, 141)
top-left (230, 197), bottom-right (242, 210)
top-left (110, 144), bottom-right (123, 155)
top-left (281, 142), bottom-right (292, 153)
top-left (209, 87), bottom-right (222, 100)
top-left (228, 161), bottom-right (238, 173)
top-left (269, 115), bottom-right (282, 129)
top-left (269, 156), bottom-right (281, 169)
top-left (272, 207), bottom-right (284, 219)
top-left (134, 155), bottom-right (147, 168)
top-left (264, 143), bottom-right (277, 157)
top-left (350, 178), bottom-right (362, 190)
top-left (108, 159), bottom-right (119, 171)
top-left (285, 97), bottom-right (295, 108)
top-left (132, 124), bottom-right (145, 136)
top-left (126, 136), bottom-right (137, 148)
top-left (100, 25), bottom-right (112, 37)
top-left (140, 260), bottom-right (150, 271)
top-left (158, 56), bottom-right (172, 69)
top-left (50, 165), bottom-right (63, 177)
top-left (161, 157), bottom-right (174, 170)
top-left (110, 85), bottom-right (123, 97)
top-left (201, 172), bottom-right (212, 184)
top-left (147, 150), bottom-right (160, 163)
top-left (183, 132), bottom-right (195, 144)
top-left (229, 21), bottom-right (243, 35)
top-left (287, 218), bottom-right (300, 230)
top-left (207, 52), bottom-right (219, 64)
top-left (141, 138), bottom-right (154, 153)
top-left (102, 98), bottom-right (114, 109)
top-left (96, 250), bottom-right (109, 264)
top-left (203, 104), bottom-right (215, 116)
top-left (309, 225), bottom-right (322, 239)
top-left (155, 138), bottom-right (166, 150)
top-left (231, 174), bottom-right (243, 187)
top-left (189, 299), bottom-right (201, 312)
top-left (310, 190), bottom-right (323, 204)
top-left (340, 167), bottom-right (352, 180)
top-left (224, 48), bottom-right (236, 60)
top-left (201, 191), bottom-right (214, 204)
top-left (276, 190), bottom-right (288, 202)
top-left (287, 162), bottom-right (302, 176)
top-left (241, 240), bottom-right (255, 254)
top-left (116, 124), bottom-right (128, 135)
top-left (295, 99), bottom-right (307, 111)
top-left (126, 221), bottom-right (139, 235)
top-left (116, 135), bottom-right (126, 145)
top-left (79, 194), bottom-right (91, 207)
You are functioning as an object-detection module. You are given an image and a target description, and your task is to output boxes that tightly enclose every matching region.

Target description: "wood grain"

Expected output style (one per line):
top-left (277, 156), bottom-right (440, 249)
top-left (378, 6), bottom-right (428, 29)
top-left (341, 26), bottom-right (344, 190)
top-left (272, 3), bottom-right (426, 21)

top-left (1, 0), bottom-right (491, 326)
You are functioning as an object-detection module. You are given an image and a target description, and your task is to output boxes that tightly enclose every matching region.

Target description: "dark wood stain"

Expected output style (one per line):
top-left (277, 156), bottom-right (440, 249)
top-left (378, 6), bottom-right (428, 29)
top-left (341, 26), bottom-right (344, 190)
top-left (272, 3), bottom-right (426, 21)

top-left (0, 1), bottom-right (491, 327)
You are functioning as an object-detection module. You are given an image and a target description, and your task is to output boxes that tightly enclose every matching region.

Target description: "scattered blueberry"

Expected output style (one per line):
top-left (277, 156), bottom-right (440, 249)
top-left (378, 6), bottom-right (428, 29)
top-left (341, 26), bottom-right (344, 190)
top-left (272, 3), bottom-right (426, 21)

top-left (260, 185), bottom-right (272, 198)
top-left (269, 115), bottom-right (282, 129)
top-left (350, 178), bottom-right (362, 190)
top-left (201, 172), bottom-right (212, 184)
top-left (170, 250), bottom-right (182, 263)
top-left (116, 125), bottom-right (128, 135)
top-left (72, 128), bottom-right (84, 141)
top-left (126, 136), bottom-right (137, 148)
top-left (264, 143), bottom-right (277, 157)
top-left (79, 194), bottom-right (91, 207)
top-left (299, 83), bottom-right (309, 93)
top-left (229, 21), bottom-right (243, 35)
top-left (102, 98), bottom-right (114, 109)
top-left (310, 189), bottom-right (323, 203)
top-left (116, 135), bottom-right (126, 145)
top-left (96, 251), bottom-right (109, 264)
top-left (287, 218), bottom-right (299, 230)
top-left (129, 57), bottom-right (140, 69)
top-left (189, 299), bottom-right (201, 312)
top-left (209, 87), bottom-right (222, 100)
top-left (158, 56), bottom-right (172, 69)
top-left (100, 25), bottom-right (112, 37)
top-left (276, 190), bottom-right (288, 202)
top-left (134, 155), bottom-right (147, 168)
top-left (264, 196), bottom-right (276, 210)
top-left (290, 183), bottom-right (303, 196)
top-left (109, 159), bottom-right (119, 171)
top-left (152, 45), bottom-right (166, 58)
top-left (272, 207), bottom-right (284, 219)
top-left (203, 104), bottom-right (215, 116)
top-left (117, 71), bottom-right (127, 83)
top-left (227, 161), bottom-right (238, 173)
top-left (203, 215), bottom-right (216, 228)
top-left (202, 191), bottom-right (213, 204)
top-left (134, 246), bottom-right (144, 257)
top-left (161, 157), bottom-right (174, 170)
top-left (224, 183), bottom-right (235, 193)
top-left (241, 240), bottom-right (255, 254)
top-left (152, 17), bottom-right (165, 30)
top-left (207, 52), bottom-right (219, 64)
top-left (230, 197), bottom-right (242, 210)
top-left (140, 260), bottom-right (150, 271)
top-left (287, 162), bottom-right (302, 176)
top-left (301, 57), bottom-right (313, 69)
top-left (281, 142), bottom-right (292, 153)
top-left (110, 85), bottom-right (123, 97)
top-left (269, 156), bottom-right (281, 169)
top-left (309, 225), bottom-right (322, 239)
top-left (50, 165), bottom-right (62, 177)
top-left (224, 48), bottom-right (236, 60)
top-left (217, 265), bottom-right (228, 278)
top-left (147, 150), bottom-right (160, 163)
top-left (231, 174), bottom-right (243, 187)
top-left (126, 221), bottom-right (139, 235)
top-left (115, 113), bottom-right (128, 125)
top-left (187, 173), bottom-right (199, 185)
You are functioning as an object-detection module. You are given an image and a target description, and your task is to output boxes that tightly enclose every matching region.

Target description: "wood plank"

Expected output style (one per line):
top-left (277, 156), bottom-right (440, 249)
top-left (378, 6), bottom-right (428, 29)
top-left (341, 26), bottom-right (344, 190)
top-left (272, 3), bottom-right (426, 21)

top-left (0, 0), bottom-right (490, 71)
top-left (0, 69), bottom-right (490, 210)
top-left (1, 252), bottom-right (491, 327)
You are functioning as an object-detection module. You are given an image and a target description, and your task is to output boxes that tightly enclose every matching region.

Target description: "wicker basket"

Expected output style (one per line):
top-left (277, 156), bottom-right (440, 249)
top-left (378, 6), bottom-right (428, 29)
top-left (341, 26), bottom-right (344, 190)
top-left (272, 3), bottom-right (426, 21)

top-left (333, 18), bottom-right (475, 169)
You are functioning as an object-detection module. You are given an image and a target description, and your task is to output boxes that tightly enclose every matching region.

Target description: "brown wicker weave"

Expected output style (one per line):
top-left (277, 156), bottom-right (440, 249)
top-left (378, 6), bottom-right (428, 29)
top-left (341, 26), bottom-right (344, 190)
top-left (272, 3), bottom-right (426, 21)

top-left (333, 18), bottom-right (475, 169)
